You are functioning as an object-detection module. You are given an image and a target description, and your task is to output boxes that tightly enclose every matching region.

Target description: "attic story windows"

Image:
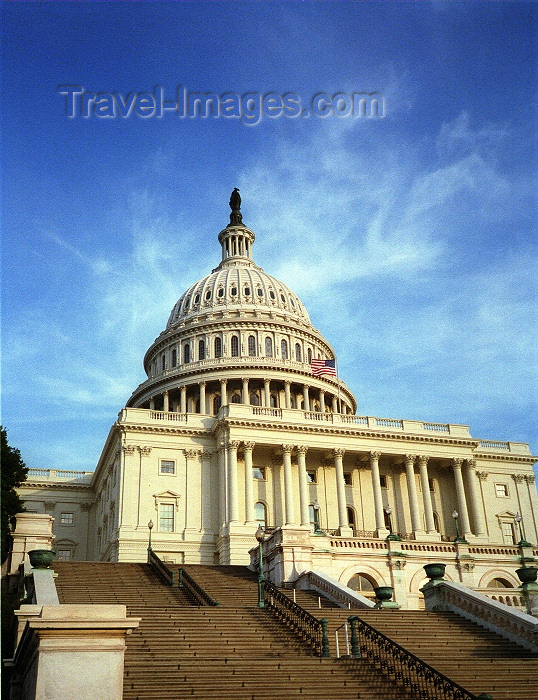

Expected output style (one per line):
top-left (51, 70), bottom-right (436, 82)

top-left (160, 460), bottom-right (175, 475)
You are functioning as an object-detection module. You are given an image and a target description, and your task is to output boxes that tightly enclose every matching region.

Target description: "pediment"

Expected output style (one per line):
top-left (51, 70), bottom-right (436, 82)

top-left (153, 490), bottom-right (181, 499)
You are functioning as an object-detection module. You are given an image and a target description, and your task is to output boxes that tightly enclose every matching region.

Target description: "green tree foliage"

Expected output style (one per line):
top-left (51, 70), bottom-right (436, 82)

top-left (1, 427), bottom-right (28, 563)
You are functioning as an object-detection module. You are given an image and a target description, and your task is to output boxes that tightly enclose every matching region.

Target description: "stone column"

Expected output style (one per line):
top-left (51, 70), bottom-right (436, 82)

top-left (303, 385), bottom-right (310, 412)
top-left (332, 396), bottom-right (338, 413)
top-left (405, 454), bottom-right (423, 534)
top-left (243, 442), bottom-right (255, 523)
top-left (319, 390), bottom-right (325, 413)
top-left (242, 377), bottom-right (249, 404)
top-left (227, 440), bottom-right (240, 523)
top-left (370, 452), bottom-right (387, 535)
top-left (201, 451), bottom-right (212, 531)
top-left (452, 458), bottom-right (471, 536)
top-left (184, 449), bottom-right (200, 530)
top-left (220, 379), bottom-right (228, 407)
top-left (297, 446), bottom-right (310, 526)
top-left (334, 448), bottom-right (349, 529)
top-left (282, 445), bottom-right (295, 525)
top-left (263, 378), bottom-right (271, 407)
top-left (199, 382), bottom-right (206, 414)
top-left (163, 390), bottom-right (169, 413)
top-left (466, 459), bottom-right (486, 537)
top-left (284, 380), bottom-right (291, 409)
top-left (418, 455), bottom-right (436, 533)
top-left (149, 397), bottom-right (155, 410)
top-left (218, 445), bottom-right (226, 526)
top-left (180, 386), bottom-right (187, 414)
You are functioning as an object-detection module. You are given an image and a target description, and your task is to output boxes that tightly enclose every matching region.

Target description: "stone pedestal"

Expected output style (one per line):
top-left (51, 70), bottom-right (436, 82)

top-left (263, 526), bottom-right (313, 586)
top-left (520, 583), bottom-right (538, 617)
top-left (8, 514), bottom-right (55, 575)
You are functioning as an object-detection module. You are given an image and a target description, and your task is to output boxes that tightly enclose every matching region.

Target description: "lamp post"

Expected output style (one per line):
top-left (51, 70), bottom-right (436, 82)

top-left (452, 509), bottom-right (467, 544)
top-left (384, 506), bottom-right (401, 541)
top-left (147, 520), bottom-right (154, 563)
top-left (515, 513), bottom-right (532, 548)
top-left (313, 501), bottom-right (322, 535)
top-left (255, 525), bottom-right (265, 608)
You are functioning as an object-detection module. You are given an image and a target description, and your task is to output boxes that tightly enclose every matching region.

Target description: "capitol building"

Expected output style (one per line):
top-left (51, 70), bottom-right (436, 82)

top-left (18, 191), bottom-right (538, 609)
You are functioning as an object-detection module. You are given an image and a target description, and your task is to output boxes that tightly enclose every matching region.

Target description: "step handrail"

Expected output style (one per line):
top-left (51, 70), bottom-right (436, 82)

top-left (177, 567), bottom-right (220, 607)
top-left (263, 580), bottom-right (330, 657)
top-left (148, 549), bottom-right (176, 586)
top-left (348, 615), bottom-right (492, 700)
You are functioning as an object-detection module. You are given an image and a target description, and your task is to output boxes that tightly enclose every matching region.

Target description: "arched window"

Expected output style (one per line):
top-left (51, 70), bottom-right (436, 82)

top-left (213, 395), bottom-right (221, 414)
top-left (231, 335), bottom-right (239, 357)
top-left (347, 574), bottom-right (377, 599)
top-left (347, 507), bottom-right (356, 530)
top-left (250, 392), bottom-right (260, 406)
top-left (162, 355), bottom-right (166, 372)
top-left (231, 393), bottom-right (241, 404)
top-left (281, 339), bottom-right (288, 360)
top-left (254, 502), bottom-right (266, 526)
top-left (307, 348), bottom-right (312, 364)
top-left (265, 336), bottom-right (273, 357)
top-left (214, 337), bottom-right (222, 358)
top-left (432, 511), bottom-right (440, 532)
top-left (248, 335), bottom-right (256, 356)
top-left (183, 343), bottom-right (190, 364)
top-left (171, 348), bottom-right (177, 367)
top-left (295, 343), bottom-right (302, 362)
top-left (270, 393), bottom-right (278, 408)
top-left (198, 339), bottom-right (206, 361)
top-left (487, 578), bottom-right (514, 589)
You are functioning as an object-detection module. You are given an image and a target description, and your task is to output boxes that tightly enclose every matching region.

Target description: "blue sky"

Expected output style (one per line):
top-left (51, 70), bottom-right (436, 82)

top-left (2, 1), bottom-right (536, 471)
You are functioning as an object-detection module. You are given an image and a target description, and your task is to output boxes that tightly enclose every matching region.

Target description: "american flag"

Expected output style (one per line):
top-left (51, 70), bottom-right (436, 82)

top-left (311, 359), bottom-right (337, 377)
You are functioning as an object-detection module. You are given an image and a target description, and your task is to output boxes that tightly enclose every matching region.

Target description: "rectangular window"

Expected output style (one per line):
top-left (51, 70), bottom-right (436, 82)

top-left (428, 478), bottom-right (435, 492)
top-left (501, 522), bottom-right (516, 545)
top-left (159, 504), bottom-right (174, 532)
top-left (379, 475), bottom-right (388, 489)
top-left (160, 460), bottom-right (175, 475)
top-left (495, 483), bottom-right (509, 497)
top-left (306, 471), bottom-right (317, 484)
top-left (57, 549), bottom-right (72, 561)
top-left (60, 512), bottom-right (74, 525)
top-left (252, 467), bottom-right (266, 480)
top-left (343, 472), bottom-right (352, 485)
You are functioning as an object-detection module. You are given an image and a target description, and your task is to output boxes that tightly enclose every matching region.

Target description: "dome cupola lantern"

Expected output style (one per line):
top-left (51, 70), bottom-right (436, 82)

top-left (218, 188), bottom-right (255, 263)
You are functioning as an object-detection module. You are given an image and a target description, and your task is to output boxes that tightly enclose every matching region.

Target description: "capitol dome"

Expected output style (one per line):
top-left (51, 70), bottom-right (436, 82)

top-left (127, 190), bottom-right (356, 415)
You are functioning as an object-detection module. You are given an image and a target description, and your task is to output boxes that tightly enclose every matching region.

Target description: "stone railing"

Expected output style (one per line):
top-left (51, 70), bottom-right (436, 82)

top-left (294, 570), bottom-right (375, 609)
top-left (27, 468), bottom-right (94, 481)
top-left (478, 440), bottom-right (532, 455)
top-left (477, 587), bottom-right (525, 610)
top-left (421, 580), bottom-right (538, 652)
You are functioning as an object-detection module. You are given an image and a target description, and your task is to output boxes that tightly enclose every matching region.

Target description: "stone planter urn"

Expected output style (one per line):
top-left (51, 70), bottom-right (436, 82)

top-left (28, 549), bottom-right (55, 569)
top-left (374, 586), bottom-right (394, 603)
top-left (423, 563), bottom-right (446, 581)
top-left (516, 566), bottom-right (538, 585)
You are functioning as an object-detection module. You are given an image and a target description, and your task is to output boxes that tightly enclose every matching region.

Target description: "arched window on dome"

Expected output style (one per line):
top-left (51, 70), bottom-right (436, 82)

top-left (231, 335), bottom-right (239, 357)
top-left (307, 348), bottom-right (312, 365)
top-left (183, 344), bottom-right (190, 364)
top-left (162, 355), bottom-right (166, 372)
top-left (295, 344), bottom-right (302, 362)
top-left (231, 393), bottom-right (241, 404)
top-left (254, 502), bottom-right (267, 527)
top-left (347, 573), bottom-right (377, 600)
top-left (214, 337), bottom-right (222, 359)
top-left (248, 335), bottom-right (256, 356)
top-left (250, 392), bottom-right (260, 406)
top-left (265, 337), bottom-right (273, 358)
top-left (281, 339), bottom-right (288, 360)
top-left (213, 395), bottom-right (221, 414)
top-left (198, 339), bottom-right (206, 361)
top-left (270, 393), bottom-right (278, 408)
top-left (171, 348), bottom-right (177, 367)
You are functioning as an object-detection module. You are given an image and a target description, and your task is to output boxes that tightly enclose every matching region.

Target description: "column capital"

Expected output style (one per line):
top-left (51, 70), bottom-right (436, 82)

top-left (370, 451), bottom-right (381, 461)
top-left (241, 376), bottom-right (249, 383)
top-left (296, 445), bottom-right (309, 455)
top-left (123, 444), bottom-right (137, 455)
top-left (138, 446), bottom-right (152, 455)
top-left (201, 450), bottom-right (213, 461)
top-left (333, 448), bottom-right (345, 458)
top-left (220, 378), bottom-right (228, 386)
top-left (417, 455), bottom-right (429, 465)
top-left (511, 473), bottom-right (526, 483)
top-left (525, 474), bottom-right (536, 484)
top-left (284, 379), bottom-right (291, 386)
top-left (404, 454), bottom-right (416, 464)
top-left (282, 444), bottom-right (294, 454)
top-left (163, 389), bottom-right (169, 395)
top-left (263, 377), bottom-right (271, 384)
top-left (183, 449), bottom-right (200, 459)
top-left (452, 457), bottom-right (464, 469)
top-left (466, 458), bottom-right (476, 469)
top-left (476, 470), bottom-right (489, 481)
top-left (243, 441), bottom-right (255, 451)
top-left (199, 380), bottom-right (206, 387)
top-left (228, 440), bottom-right (241, 450)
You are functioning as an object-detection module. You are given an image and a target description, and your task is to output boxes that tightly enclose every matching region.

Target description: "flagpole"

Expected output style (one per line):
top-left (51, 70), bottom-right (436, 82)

top-left (335, 356), bottom-right (342, 414)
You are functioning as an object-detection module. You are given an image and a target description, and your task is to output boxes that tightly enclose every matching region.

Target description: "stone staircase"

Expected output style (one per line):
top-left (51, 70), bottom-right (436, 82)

top-left (53, 562), bottom-right (407, 699)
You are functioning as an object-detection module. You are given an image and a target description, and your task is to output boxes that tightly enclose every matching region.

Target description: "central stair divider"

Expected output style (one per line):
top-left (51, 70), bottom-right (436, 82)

top-left (177, 567), bottom-right (220, 606)
top-left (148, 549), bottom-right (176, 586)
top-left (348, 615), bottom-right (492, 700)
top-left (263, 580), bottom-right (330, 658)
